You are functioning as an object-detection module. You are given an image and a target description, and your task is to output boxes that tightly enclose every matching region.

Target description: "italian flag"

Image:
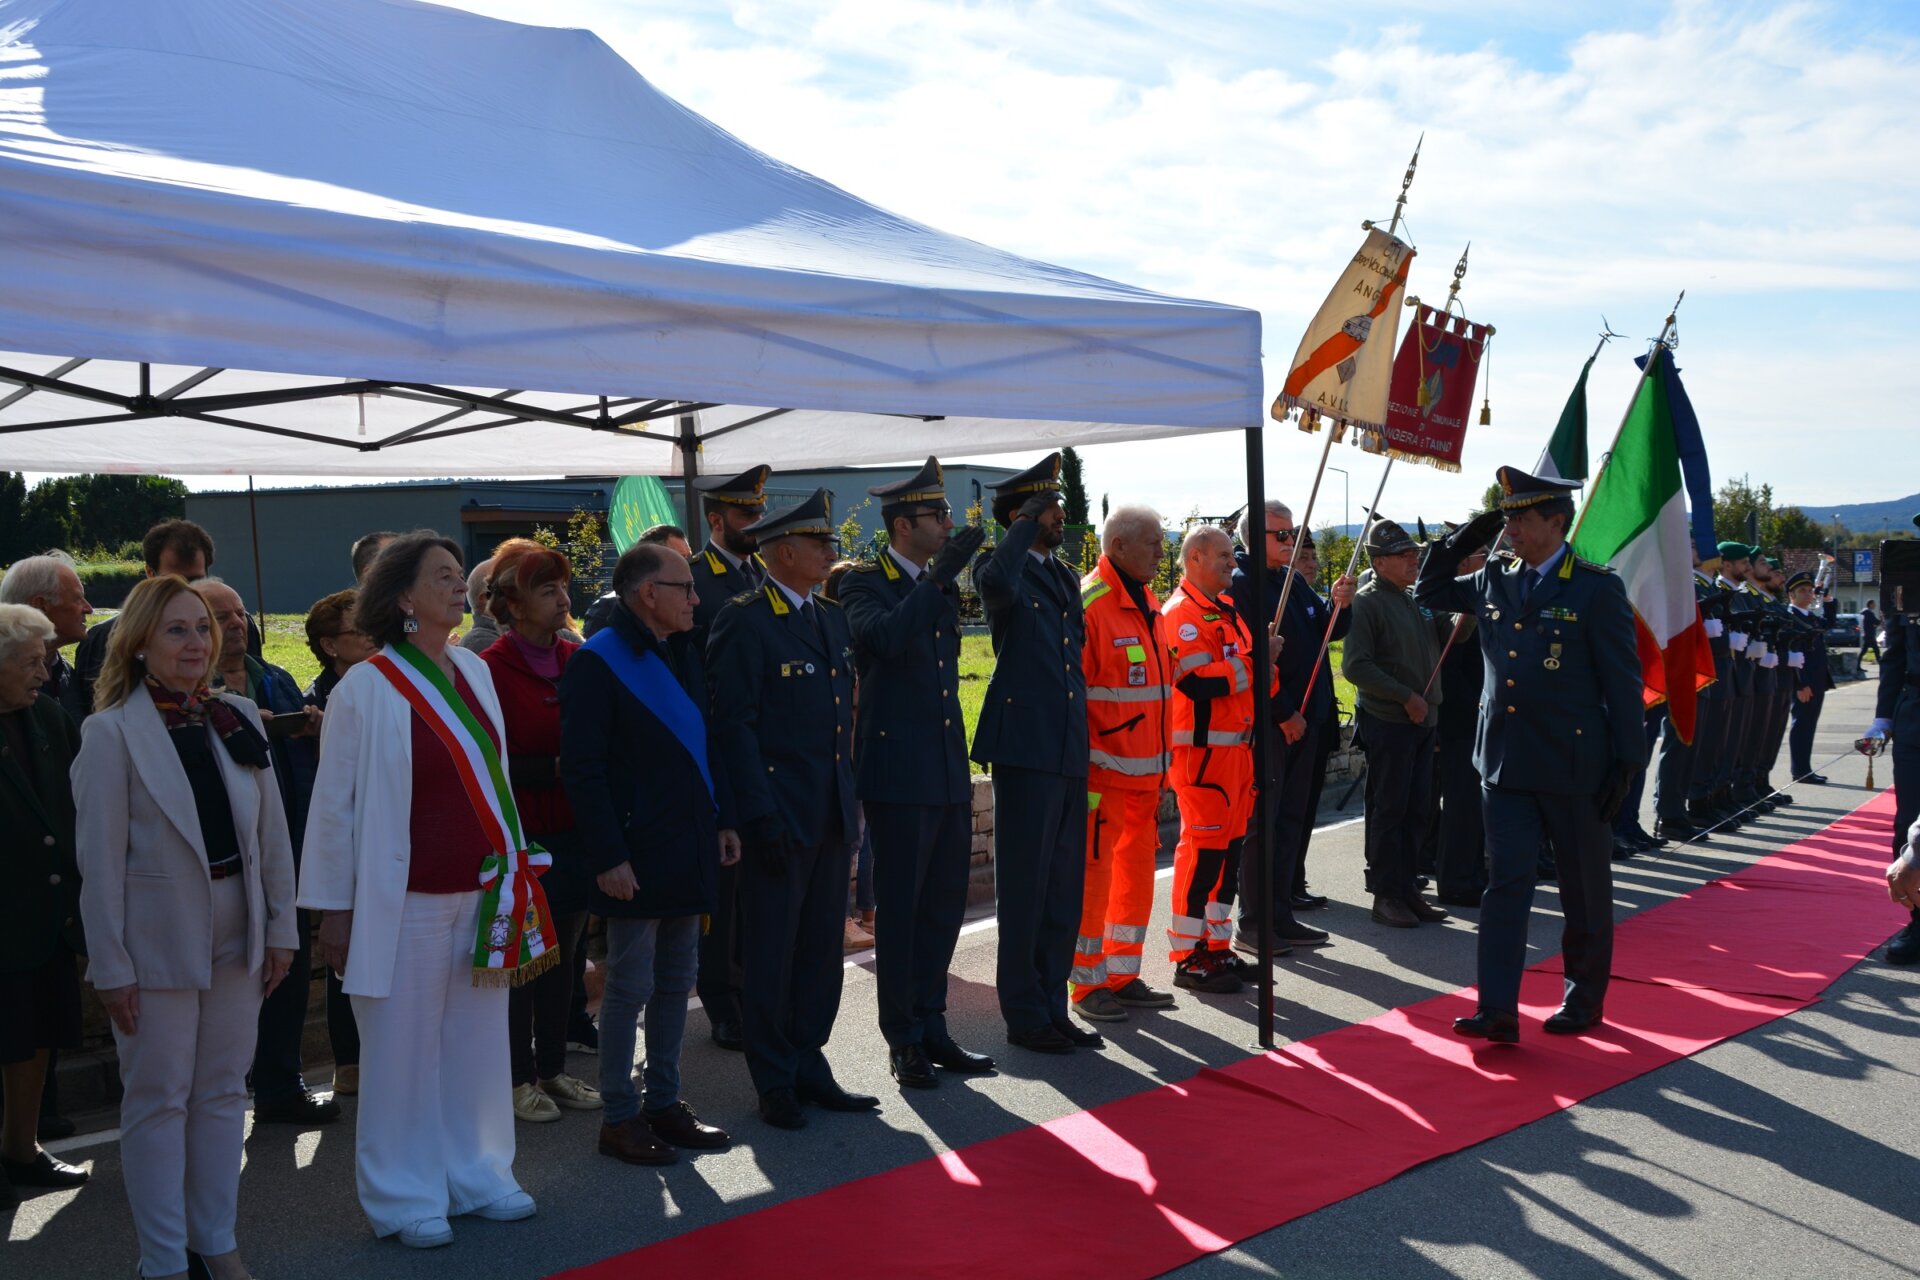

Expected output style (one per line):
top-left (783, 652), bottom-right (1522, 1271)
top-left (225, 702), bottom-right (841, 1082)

top-left (1535, 355), bottom-right (1592, 483)
top-left (1570, 345), bottom-right (1716, 741)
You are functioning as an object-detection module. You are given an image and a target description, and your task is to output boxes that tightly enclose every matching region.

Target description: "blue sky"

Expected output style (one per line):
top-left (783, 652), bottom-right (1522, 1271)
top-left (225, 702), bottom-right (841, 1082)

top-left (197, 1), bottom-right (1920, 524)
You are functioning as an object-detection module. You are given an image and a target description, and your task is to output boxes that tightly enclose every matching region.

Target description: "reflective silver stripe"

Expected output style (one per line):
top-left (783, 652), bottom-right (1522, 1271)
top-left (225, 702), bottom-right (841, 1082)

top-left (1106, 923), bottom-right (1148, 944)
top-left (1087, 685), bottom-right (1171, 702)
top-left (1089, 750), bottom-right (1166, 776)
top-left (1169, 914), bottom-right (1206, 937)
top-left (1107, 953), bottom-right (1142, 975)
top-left (1204, 902), bottom-right (1233, 921)
top-left (1171, 730), bottom-right (1251, 748)
top-left (1176, 650), bottom-right (1213, 675)
top-left (1226, 656), bottom-right (1249, 692)
top-left (1070, 964), bottom-right (1106, 986)
top-left (1075, 934), bottom-right (1105, 955)
top-left (1204, 919), bottom-right (1233, 940)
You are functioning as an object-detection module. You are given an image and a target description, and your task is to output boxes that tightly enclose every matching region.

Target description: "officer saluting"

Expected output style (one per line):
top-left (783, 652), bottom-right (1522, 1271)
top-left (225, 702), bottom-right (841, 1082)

top-left (837, 458), bottom-right (997, 1088)
top-left (685, 463), bottom-right (772, 1052)
top-left (1784, 567), bottom-right (1834, 784)
top-left (706, 488), bottom-right (876, 1128)
top-left (970, 454), bottom-right (1097, 1055)
top-left (1417, 466), bottom-right (1645, 1043)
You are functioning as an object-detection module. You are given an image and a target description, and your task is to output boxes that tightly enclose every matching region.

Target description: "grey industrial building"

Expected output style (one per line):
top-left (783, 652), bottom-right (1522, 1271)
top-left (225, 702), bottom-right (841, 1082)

top-left (188, 463), bottom-right (1021, 613)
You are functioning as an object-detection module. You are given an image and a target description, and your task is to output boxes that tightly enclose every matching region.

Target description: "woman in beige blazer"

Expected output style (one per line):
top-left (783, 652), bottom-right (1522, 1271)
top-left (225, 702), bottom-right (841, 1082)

top-left (73, 576), bottom-right (295, 1280)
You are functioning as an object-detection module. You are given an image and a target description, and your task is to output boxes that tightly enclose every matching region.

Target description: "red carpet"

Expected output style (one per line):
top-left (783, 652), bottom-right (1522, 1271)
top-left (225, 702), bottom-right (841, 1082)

top-left (553, 791), bottom-right (1904, 1280)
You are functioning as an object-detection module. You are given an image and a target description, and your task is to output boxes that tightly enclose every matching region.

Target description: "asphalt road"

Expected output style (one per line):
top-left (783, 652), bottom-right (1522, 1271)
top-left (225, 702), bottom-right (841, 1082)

top-left (10, 679), bottom-right (1916, 1279)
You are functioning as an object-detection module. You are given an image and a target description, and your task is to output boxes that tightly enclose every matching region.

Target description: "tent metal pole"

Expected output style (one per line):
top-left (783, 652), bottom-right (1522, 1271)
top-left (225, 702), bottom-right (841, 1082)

top-left (1244, 424), bottom-right (1276, 1049)
top-left (677, 412), bottom-right (701, 540)
top-left (246, 475), bottom-right (266, 622)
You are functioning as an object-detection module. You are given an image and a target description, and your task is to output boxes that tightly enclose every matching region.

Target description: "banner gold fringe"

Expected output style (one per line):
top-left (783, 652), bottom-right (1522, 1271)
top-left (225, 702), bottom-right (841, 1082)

top-left (1384, 447), bottom-right (1461, 473)
top-left (472, 945), bottom-right (561, 989)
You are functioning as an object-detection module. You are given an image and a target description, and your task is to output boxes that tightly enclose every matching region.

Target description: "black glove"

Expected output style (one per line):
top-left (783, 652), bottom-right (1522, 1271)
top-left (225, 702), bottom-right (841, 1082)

top-left (745, 816), bottom-right (791, 878)
top-left (1017, 492), bottom-right (1057, 523)
top-left (1446, 509), bottom-right (1506, 557)
top-left (1595, 761), bottom-right (1639, 823)
top-left (929, 523), bottom-right (988, 587)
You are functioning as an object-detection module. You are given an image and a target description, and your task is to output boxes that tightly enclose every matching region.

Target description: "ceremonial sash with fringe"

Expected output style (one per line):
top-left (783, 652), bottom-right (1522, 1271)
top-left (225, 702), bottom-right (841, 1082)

top-left (369, 643), bottom-right (558, 987)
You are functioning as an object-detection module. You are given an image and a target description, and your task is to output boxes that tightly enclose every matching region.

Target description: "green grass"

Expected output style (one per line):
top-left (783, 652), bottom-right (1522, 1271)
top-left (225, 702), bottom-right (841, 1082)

top-left (256, 618), bottom-right (1354, 740)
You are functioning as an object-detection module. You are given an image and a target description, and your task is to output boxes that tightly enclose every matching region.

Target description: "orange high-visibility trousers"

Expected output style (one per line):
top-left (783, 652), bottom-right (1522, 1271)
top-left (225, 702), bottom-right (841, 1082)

top-left (1071, 787), bottom-right (1163, 1000)
top-left (1167, 745), bottom-right (1255, 961)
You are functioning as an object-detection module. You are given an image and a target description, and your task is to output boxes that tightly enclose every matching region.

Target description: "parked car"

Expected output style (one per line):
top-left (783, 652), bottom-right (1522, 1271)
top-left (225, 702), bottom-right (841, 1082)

top-left (1827, 613), bottom-right (1863, 648)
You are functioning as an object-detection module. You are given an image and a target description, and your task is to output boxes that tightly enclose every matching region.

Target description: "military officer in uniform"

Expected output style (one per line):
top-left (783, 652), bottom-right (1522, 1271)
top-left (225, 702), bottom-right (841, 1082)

top-left (706, 489), bottom-right (876, 1128)
top-left (837, 458), bottom-right (996, 1088)
top-left (1866, 512), bottom-right (1920, 965)
top-left (970, 454), bottom-right (1097, 1055)
top-left (1709, 542), bottom-right (1762, 820)
top-left (1654, 537), bottom-right (1729, 841)
top-left (1417, 466), bottom-right (1645, 1043)
top-left (676, 465), bottom-right (772, 1051)
top-left (1785, 567), bottom-right (1835, 783)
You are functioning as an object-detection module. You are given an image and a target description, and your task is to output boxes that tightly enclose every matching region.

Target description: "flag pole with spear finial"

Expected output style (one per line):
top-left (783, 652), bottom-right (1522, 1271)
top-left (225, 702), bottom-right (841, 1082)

top-left (1569, 291), bottom-right (1686, 546)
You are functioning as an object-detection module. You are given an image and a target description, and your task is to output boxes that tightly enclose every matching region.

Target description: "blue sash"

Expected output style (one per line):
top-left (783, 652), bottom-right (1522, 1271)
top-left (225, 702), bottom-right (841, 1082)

top-left (582, 628), bottom-right (715, 808)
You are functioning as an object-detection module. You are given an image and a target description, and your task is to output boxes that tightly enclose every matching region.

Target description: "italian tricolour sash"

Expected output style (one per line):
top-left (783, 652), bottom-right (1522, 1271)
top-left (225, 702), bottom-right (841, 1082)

top-left (370, 643), bottom-right (559, 987)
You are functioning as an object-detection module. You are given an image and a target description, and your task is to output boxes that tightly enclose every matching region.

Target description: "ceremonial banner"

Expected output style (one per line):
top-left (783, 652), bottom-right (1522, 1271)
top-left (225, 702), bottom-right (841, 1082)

top-left (1271, 228), bottom-right (1415, 432)
top-left (609, 474), bottom-right (679, 553)
top-left (1570, 345), bottom-right (1716, 742)
top-left (1379, 304), bottom-right (1488, 472)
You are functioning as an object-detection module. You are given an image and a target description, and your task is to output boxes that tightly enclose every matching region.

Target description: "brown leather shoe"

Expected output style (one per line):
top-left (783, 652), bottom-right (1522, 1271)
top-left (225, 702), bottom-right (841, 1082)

top-left (645, 1100), bottom-right (731, 1150)
top-left (1404, 896), bottom-right (1450, 924)
top-left (1370, 895), bottom-right (1418, 928)
top-left (598, 1117), bottom-right (678, 1165)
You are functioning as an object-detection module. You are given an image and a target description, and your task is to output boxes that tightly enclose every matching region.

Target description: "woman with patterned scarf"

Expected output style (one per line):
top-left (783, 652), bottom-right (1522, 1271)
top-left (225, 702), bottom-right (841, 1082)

top-left (73, 575), bottom-right (297, 1280)
top-left (299, 532), bottom-right (547, 1251)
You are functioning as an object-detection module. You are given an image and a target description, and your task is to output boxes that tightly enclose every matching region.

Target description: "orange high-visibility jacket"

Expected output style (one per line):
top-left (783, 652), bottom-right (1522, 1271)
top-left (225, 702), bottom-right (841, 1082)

top-left (1080, 555), bottom-right (1171, 791)
top-left (1163, 579), bottom-right (1264, 750)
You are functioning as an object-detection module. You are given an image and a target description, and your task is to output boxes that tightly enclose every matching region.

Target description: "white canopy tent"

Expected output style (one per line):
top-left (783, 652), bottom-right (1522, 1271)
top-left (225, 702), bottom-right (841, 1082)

top-left (0, 0), bottom-right (1262, 482)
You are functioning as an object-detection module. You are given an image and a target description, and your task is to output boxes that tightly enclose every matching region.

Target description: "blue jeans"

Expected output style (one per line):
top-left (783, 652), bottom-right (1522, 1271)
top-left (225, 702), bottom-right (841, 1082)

top-left (597, 915), bottom-right (700, 1125)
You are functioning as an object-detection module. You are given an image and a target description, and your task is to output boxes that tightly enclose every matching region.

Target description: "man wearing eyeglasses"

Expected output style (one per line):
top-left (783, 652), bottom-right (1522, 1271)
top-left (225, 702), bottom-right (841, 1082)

top-left (706, 490), bottom-right (875, 1129)
top-left (838, 458), bottom-right (996, 1089)
top-left (1230, 501), bottom-right (1354, 955)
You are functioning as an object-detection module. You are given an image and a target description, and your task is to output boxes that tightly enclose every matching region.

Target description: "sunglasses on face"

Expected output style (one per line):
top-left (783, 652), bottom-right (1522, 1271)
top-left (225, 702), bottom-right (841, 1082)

top-left (1267, 528), bottom-right (1296, 543)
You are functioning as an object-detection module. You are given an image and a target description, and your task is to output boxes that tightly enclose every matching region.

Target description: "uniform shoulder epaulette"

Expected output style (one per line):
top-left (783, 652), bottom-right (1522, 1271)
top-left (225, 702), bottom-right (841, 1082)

top-left (850, 560), bottom-right (885, 574)
top-left (729, 588), bottom-right (763, 609)
top-left (1574, 556), bottom-right (1614, 575)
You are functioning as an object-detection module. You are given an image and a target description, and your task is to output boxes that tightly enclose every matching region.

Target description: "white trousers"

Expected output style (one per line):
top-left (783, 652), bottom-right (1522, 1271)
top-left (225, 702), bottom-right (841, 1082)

top-left (113, 877), bottom-right (261, 1278)
top-left (349, 890), bottom-right (519, 1236)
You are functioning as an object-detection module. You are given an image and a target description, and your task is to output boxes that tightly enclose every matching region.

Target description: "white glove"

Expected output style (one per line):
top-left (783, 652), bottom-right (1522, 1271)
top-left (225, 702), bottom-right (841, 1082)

top-left (1867, 718), bottom-right (1892, 739)
top-left (1760, 652), bottom-right (1778, 669)
top-left (1703, 618), bottom-right (1724, 638)
top-left (1787, 651), bottom-right (1805, 669)
top-left (1728, 630), bottom-right (1748, 651)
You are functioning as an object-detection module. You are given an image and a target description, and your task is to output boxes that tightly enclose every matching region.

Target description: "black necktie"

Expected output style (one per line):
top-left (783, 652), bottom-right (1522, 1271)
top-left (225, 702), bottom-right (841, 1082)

top-left (1522, 569), bottom-right (1539, 604)
top-left (802, 598), bottom-right (824, 645)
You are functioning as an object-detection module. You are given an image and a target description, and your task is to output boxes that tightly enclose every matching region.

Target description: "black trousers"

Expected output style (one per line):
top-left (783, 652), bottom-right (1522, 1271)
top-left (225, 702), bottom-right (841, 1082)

top-left (250, 907), bottom-right (311, 1105)
top-left (1479, 785), bottom-right (1613, 1017)
top-left (696, 859), bottom-right (743, 1026)
top-left (1763, 684), bottom-right (1793, 781)
top-left (509, 910), bottom-right (588, 1085)
top-left (1788, 686), bottom-right (1826, 776)
top-left (325, 970), bottom-right (359, 1067)
top-left (867, 799), bottom-right (972, 1048)
top-left (990, 766), bottom-right (1087, 1035)
top-left (1293, 717), bottom-right (1336, 896)
top-left (1237, 726), bottom-right (1299, 935)
top-left (1712, 679), bottom-right (1751, 795)
top-left (1433, 737), bottom-right (1486, 900)
top-left (1686, 655), bottom-right (1733, 804)
top-left (1359, 711), bottom-right (1434, 902)
top-left (739, 829), bottom-right (851, 1095)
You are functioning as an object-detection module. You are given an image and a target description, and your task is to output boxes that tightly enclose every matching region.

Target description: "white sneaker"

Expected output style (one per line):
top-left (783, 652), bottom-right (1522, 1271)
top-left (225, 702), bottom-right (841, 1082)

top-left (399, 1217), bottom-right (454, 1248)
top-left (512, 1081), bottom-right (562, 1123)
top-left (470, 1190), bottom-right (536, 1222)
top-left (539, 1073), bottom-right (604, 1110)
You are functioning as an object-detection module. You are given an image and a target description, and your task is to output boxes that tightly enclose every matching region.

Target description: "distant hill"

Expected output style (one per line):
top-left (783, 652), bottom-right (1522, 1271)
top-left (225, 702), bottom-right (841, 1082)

top-left (1807, 494), bottom-right (1920, 534)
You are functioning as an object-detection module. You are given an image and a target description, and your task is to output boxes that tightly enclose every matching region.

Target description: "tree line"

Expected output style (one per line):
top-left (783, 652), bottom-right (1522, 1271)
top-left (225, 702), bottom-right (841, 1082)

top-left (0, 473), bottom-right (190, 566)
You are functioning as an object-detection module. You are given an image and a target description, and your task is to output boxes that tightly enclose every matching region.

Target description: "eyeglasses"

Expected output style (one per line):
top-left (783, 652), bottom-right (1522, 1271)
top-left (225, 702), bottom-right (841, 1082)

top-left (648, 579), bottom-right (698, 597)
top-left (1266, 527), bottom-right (1296, 543)
top-left (905, 503), bottom-right (953, 522)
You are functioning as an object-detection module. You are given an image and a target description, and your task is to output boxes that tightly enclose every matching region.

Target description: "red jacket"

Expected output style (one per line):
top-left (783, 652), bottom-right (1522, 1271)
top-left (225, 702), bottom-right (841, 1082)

top-left (479, 633), bottom-right (578, 836)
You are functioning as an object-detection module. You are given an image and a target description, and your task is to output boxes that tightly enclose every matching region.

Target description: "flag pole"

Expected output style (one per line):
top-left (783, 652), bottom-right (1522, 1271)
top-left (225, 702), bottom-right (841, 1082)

top-left (1266, 137), bottom-right (1425, 638)
top-left (1569, 291), bottom-right (1685, 546)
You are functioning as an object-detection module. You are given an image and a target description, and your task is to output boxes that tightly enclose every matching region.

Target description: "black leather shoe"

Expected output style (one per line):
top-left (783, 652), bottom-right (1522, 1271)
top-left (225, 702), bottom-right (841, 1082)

top-left (758, 1088), bottom-right (806, 1129)
top-left (710, 1019), bottom-right (745, 1052)
top-left (252, 1091), bottom-right (342, 1126)
top-left (0, 1150), bottom-right (89, 1188)
top-left (889, 1044), bottom-right (938, 1089)
top-left (1654, 815), bottom-right (1698, 841)
top-left (1801, 773), bottom-right (1829, 785)
top-left (1611, 835), bottom-right (1639, 862)
top-left (924, 1039), bottom-right (996, 1073)
top-left (1452, 1009), bottom-right (1520, 1044)
top-left (1052, 1019), bottom-right (1105, 1048)
top-left (1770, 790), bottom-right (1794, 807)
top-left (1404, 896), bottom-right (1450, 923)
top-left (1887, 919), bottom-right (1920, 966)
top-left (1630, 825), bottom-right (1667, 849)
top-left (1291, 890), bottom-right (1329, 911)
top-left (797, 1078), bottom-right (880, 1112)
top-left (1543, 1006), bottom-right (1604, 1035)
top-left (1007, 1025), bottom-right (1075, 1054)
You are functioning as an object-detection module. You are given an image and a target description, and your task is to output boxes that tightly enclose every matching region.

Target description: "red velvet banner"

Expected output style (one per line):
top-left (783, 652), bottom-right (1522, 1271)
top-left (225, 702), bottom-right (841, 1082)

top-left (1380, 304), bottom-right (1490, 472)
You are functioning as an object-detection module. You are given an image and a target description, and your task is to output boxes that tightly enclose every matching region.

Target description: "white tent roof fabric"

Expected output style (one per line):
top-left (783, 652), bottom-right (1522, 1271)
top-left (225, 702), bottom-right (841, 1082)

top-left (0, 0), bottom-right (1263, 476)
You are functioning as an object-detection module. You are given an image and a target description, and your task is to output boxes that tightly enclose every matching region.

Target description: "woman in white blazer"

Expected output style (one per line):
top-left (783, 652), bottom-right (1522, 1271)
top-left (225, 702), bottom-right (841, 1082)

top-left (73, 576), bottom-right (296, 1280)
top-left (300, 532), bottom-right (536, 1249)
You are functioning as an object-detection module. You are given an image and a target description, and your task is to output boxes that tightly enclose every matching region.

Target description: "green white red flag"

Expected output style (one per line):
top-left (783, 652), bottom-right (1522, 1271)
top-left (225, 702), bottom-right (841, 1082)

top-left (1536, 355), bottom-right (1592, 483)
top-left (1570, 345), bottom-right (1715, 741)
